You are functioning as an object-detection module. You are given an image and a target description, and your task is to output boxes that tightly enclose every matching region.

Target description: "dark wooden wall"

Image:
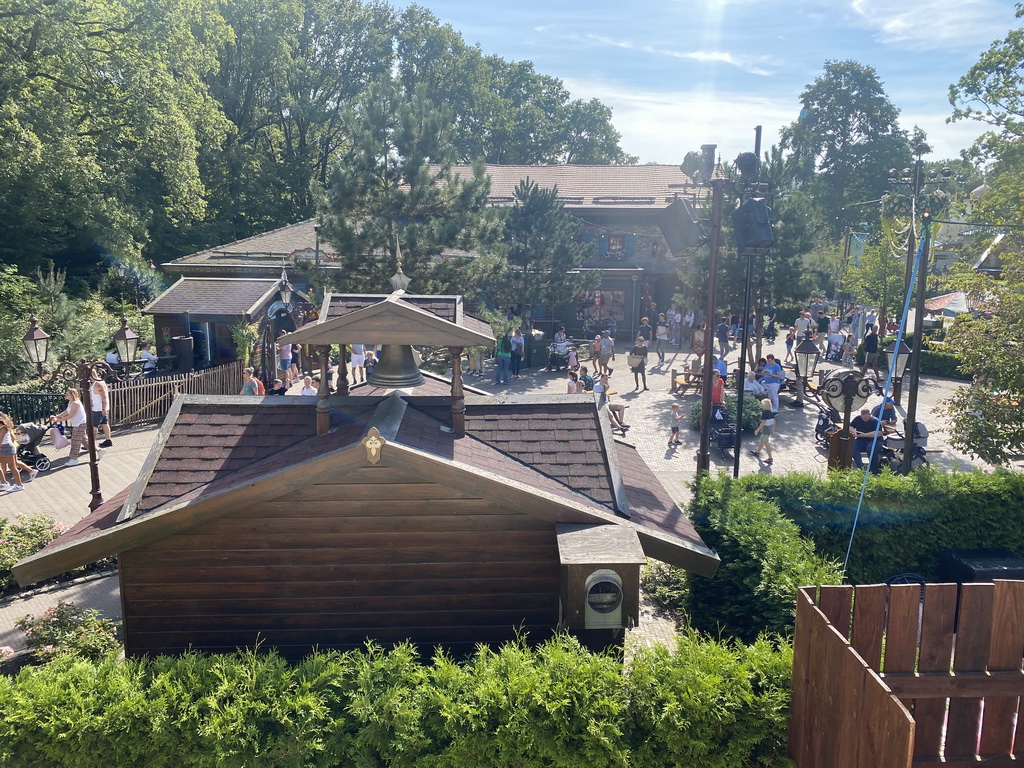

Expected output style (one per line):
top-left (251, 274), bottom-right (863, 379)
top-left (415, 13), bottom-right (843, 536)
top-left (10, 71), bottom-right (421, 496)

top-left (119, 465), bottom-right (561, 658)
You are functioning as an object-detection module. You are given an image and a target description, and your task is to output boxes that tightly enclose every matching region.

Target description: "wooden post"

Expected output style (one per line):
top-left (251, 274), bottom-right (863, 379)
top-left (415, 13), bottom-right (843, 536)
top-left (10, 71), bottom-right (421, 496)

top-left (316, 345), bottom-right (331, 436)
top-left (335, 343), bottom-right (348, 396)
top-left (449, 346), bottom-right (465, 436)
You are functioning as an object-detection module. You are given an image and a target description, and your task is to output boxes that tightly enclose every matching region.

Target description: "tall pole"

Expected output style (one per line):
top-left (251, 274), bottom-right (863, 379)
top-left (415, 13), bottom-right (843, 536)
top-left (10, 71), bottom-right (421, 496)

top-left (902, 211), bottom-right (931, 475)
top-left (697, 177), bottom-right (725, 473)
top-left (732, 250), bottom-right (755, 478)
top-left (902, 156), bottom-right (923, 304)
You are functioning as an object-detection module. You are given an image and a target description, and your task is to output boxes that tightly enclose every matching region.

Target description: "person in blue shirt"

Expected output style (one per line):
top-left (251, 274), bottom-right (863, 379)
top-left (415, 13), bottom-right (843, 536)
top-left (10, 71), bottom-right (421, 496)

top-left (712, 355), bottom-right (728, 378)
top-left (761, 354), bottom-right (785, 411)
top-left (872, 397), bottom-right (897, 424)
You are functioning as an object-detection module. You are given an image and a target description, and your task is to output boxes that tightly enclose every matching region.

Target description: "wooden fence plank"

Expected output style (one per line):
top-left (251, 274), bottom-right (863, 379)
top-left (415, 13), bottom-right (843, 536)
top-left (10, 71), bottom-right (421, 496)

top-left (946, 582), bottom-right (994, 760)
top-left (804, 607), bottom-right (830, 768)
top-left (789, 589), bottom-right (816, 766)
top-left (108, 361), bottom-right (242, 428)
top-left (819, 585), bottom-right (854, 639)
top-left (835, 643), bottom-right (866, 768)
top-left (979, 580), bottom-right (1024, 757)
top-left (884, 584), bottom-right (923, 675)
top-left (814, 624), bottom-right (847, 767)
top-left (912, 583), bottom-right (958, 759)
top-left (852, 584), bottom-right (888, 671)
top-left (862, 670), bottom-right (915, 768)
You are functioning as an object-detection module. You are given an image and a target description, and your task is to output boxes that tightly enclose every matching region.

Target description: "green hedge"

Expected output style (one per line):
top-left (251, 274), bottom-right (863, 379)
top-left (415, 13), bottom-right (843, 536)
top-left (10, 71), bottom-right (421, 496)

top-left (688, 393), bottom-right (763, 433)
top-left (0, 637), bottom-right (794, 768)
top-left (718, 468), bottom-right (1024, 585)
top-left (643, 477), bottom-right (842, 643)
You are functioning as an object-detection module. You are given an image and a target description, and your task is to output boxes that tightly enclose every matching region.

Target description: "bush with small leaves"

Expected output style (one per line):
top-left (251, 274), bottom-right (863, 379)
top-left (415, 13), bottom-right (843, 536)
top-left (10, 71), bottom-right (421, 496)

top-left (15, 602), bottom-right (119, 663)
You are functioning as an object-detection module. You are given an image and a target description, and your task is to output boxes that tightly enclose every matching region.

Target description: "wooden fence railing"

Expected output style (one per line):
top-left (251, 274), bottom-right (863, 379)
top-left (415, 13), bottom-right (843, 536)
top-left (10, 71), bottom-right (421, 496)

top-left (790, 580), bottom-right (1024, 768)
top-left (109, 361), bottom-right (243, 428)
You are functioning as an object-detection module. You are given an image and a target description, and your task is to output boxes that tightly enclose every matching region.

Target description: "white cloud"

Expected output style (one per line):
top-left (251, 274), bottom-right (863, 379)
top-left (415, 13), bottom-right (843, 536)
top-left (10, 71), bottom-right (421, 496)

top-left (850, 0), bottom-right (1018, 51)
top-left (897, 110), bottom-right (989, 159)
top-left (562, 77), bottom-right (794, 163)
top-left (580, 33), bottom-right (774, 75)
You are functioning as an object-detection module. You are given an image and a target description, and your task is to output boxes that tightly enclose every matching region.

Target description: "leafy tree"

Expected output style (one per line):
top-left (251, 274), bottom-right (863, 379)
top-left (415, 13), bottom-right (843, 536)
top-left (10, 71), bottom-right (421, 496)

top-left (939, 255), bottom-right (1024, 465)
top-left (0, 0), bottom-right (229, 276)
top-left (318, 79), bottom-right (499, 294)
top-left (495, 179), bottom-right (598, 326)
top-left (782, 60), bottom-right (911, 240)
top-left (0, 265), bottom-right (41, 386)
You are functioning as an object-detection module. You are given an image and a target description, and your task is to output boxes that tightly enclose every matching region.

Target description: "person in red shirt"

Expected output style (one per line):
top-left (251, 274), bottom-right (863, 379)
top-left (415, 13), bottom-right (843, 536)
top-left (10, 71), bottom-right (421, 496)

top-left (710, 370), bottom-right (726, 405)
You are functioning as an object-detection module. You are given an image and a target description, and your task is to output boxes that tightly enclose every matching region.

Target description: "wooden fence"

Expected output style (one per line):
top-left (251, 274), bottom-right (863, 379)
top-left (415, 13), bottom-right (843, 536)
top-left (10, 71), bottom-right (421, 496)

top-left (109, 361), bottom-right (243, 428)
top-left (790, 580), bottom-right (1024, 767)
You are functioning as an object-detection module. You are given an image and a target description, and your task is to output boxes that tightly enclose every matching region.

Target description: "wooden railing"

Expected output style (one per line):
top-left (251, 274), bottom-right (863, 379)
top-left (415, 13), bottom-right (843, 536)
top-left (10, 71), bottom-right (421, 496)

top-left (109, 361), bottom-right (243, 428)
top-left (790, 580), bottom-right (1024, 767)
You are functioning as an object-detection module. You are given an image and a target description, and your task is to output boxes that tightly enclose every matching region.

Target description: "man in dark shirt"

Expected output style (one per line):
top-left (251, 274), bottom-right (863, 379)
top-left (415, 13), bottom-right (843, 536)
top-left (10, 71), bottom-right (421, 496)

top-left (850, 408), bottom-right (882, 469)
top-left (267, 378), bottom-right (287, 396)
top-left (816, 311), bottom-right (830, 352)
top-left (637, 317), bottom-right (653, 346)
top-left (716, 316), bottom-right (732, 360)
top-left (860, 326), bottom-right (880, 379)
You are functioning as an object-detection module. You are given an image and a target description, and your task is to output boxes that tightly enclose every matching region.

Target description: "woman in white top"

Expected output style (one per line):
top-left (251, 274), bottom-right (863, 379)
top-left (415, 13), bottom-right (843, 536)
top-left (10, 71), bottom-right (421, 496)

top-left (0, 412), bottom-right (24, 492)
top-left (51, 388), bottom-right (92, 466)
top-left (91, 378), bottom-right (113, 447)
top-left (566, 371), bottom-right (579, 394)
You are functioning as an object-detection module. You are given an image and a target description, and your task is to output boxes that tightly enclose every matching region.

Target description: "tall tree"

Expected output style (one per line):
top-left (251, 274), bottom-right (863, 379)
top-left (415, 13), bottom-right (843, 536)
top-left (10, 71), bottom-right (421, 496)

top-left (318, 79), bottom-right (498, 294)
top-left (0, 0), bottom-right (229, 277)
top-left (782, 60), bottom-right (911, 240)
top-left (498, 179), bottom-right (597, 325)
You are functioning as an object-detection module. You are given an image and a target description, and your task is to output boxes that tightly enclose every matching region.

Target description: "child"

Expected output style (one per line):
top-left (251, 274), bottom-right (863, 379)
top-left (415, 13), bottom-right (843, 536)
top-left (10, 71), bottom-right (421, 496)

top-left (668, 403), bottom-right (684, 446)
top-left (750, 398), bottom-right (777, 466)
top-left (784, 327), bottom-right (796, 363)
top-left (842, 333), bottom-right (856, 368)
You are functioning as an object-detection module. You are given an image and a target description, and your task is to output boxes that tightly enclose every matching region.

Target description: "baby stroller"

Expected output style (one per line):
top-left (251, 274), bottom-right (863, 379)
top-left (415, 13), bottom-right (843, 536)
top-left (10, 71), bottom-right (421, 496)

top-left (825, 333), bottom-right (845, 363)
top-left (814, 404), bottom-right (841, 446)
top-left (16, 422), bottom-right (52, 472)
top-left (883, 421), bottom-right (929, 471)
top-left (709, 403), bottom-right (736, 459)
top-left (547, 341), bottom-right (574, 372)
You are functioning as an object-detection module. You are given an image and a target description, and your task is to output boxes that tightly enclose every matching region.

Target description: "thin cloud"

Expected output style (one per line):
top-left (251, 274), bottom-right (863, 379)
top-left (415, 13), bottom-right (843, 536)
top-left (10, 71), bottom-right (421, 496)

top-left (582, 33), bottom-right (775, 75)
top-left (850, 0), bottom-right (1018, 51)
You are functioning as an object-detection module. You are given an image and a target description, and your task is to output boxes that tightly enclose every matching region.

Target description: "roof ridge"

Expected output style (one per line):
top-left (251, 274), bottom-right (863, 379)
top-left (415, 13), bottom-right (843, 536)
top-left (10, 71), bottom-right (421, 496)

top-left (177, 219), bottom-right (315, 260)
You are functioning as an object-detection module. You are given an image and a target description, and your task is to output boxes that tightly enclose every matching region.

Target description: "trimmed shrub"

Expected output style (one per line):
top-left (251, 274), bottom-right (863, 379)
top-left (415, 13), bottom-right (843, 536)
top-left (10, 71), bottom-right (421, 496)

top-left (688, 392), bottom-right (763, 433)
top-left (646, 475), bottom-right (843, 642)
top-left (15, 602), bottom-right (120, 663)
top-left (0, 636), bottom-right (794, 768)
top-left (0, 515), bottom-right (65, 595)
top-left (734, 467), bottom-right (1024, 585)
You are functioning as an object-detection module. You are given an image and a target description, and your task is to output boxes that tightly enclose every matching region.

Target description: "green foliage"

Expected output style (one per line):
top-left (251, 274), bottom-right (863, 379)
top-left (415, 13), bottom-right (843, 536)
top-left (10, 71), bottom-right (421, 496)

top-left (0, 636), bottom-right (794, 768)
top-left (782, 59), bottom-right (911, 240)
top-left (229, 321), bottom-right (260, 368)
top-left (15, 602), bottom-right (119, 663)
top-left (688, 392), bottom-right (764, 433)
top-left (0, 516), bottom-right (65, 595)
top-left (623, 635), bottom-right (793, 768)
top-left (681, 476), bottom-right (843, 642)
top-left (731, 468), bottom-right (1024, 585)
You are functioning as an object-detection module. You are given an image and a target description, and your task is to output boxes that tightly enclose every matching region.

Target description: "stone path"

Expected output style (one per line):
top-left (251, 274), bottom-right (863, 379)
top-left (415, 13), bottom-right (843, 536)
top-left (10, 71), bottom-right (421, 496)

top-left (0, 339), bottom-right (1000, 654)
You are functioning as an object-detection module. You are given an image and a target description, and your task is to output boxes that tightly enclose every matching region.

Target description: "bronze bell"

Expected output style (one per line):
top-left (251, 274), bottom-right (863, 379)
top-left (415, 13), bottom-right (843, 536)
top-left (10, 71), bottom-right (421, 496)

top-left (367, 344), bottom-right (424, 388)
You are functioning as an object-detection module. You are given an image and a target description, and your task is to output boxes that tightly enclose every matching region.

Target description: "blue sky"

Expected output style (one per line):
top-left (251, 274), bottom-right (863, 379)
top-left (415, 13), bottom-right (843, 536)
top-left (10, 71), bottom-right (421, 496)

top-left (397, 0), bottom-right (1020, 165)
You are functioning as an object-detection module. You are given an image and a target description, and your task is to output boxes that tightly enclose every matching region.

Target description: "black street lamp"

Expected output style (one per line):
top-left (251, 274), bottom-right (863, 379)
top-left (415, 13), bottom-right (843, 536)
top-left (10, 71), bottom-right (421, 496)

top-left (819, 368), bottom-right (876, 470)
top-left (792, 330), bottom-right (820, 407)
top-left (22, 315), bottom-right (140, 510)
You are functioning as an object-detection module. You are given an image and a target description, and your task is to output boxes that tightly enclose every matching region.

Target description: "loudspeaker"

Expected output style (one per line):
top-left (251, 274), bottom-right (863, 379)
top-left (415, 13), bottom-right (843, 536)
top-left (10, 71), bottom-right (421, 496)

top-left (733, 197), bottom-right (774, 252)
top-left (657, 199), bottom-right (706, 255)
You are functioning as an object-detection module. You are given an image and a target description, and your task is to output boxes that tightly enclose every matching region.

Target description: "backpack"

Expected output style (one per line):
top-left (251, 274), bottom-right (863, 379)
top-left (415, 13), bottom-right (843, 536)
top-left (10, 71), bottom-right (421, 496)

top-left (256, 379), bottom-right (266, 395)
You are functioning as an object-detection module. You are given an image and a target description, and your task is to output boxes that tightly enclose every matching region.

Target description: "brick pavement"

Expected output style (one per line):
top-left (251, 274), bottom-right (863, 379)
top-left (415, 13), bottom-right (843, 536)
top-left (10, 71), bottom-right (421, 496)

top-left (0, 341), bottom-right (1001, 656)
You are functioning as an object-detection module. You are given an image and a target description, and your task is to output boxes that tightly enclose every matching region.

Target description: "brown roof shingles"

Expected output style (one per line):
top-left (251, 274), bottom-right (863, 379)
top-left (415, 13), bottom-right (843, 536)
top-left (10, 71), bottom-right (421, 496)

top-left (144, 278), bottom-right (278, 317)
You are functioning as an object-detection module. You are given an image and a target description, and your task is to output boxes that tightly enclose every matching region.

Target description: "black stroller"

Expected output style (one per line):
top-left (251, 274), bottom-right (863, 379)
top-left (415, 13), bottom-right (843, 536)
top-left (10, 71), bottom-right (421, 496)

top-left (709, 403), bottom-right (736, 459)
top-left (814, 404), bottom-right (841, 446)
top-left (16, 422), bottom-right (52, 472)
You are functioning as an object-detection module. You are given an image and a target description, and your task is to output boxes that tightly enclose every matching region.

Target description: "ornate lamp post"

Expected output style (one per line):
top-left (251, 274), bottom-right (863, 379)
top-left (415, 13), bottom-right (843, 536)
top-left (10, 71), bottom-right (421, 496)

top-left (883, 338), bottom-right (912, 405)
top-left (22, 315), bottom-right (139, 510)
top-left (819, 369), bottom-right (876, 470)
top-left (793, 330), bottom-right (821, 407)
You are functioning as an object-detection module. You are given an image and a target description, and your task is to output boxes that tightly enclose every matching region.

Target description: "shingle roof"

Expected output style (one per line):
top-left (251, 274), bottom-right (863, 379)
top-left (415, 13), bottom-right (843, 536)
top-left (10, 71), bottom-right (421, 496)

top-left (143, 277), bottom-right (280, 317)
top-left (448, 164), bottom-right (695, 210)
top-left (325, 294), bottom-right (461, 323)
top-left (169, 220), bottom-right (336, 266)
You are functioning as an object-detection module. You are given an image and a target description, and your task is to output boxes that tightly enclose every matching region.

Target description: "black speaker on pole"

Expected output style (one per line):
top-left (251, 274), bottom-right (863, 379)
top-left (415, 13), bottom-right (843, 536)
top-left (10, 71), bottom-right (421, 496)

top-left (732, 197), bottom-right (775, 252)
top-left (657, 198), bottom-right (707, 255)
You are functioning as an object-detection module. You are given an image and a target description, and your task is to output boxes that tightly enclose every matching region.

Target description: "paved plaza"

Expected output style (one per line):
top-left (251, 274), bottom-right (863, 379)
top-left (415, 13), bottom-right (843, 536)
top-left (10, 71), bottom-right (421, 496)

top-left (0, 336), bottom-right (1001, 655)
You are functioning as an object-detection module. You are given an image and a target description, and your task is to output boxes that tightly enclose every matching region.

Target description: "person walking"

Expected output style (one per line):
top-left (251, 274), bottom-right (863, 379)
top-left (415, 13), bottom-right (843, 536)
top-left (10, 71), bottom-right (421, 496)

top-left (240, 367), bottom-right (260, 395)
top-left (278, 333), bottom-right (293, 386)
top-left (860, 325), bottom-right (880, 380)
top-left (628, 336), bottom-right (649, 391)
top-left (494, 334), bottom-right (512, 384)
top-left (637, 317), bottom-right (653, 346)
top-left (784, 326), bottom-right (796, 364)
top-left (510, 328), bottom-right (525, 379)
top-left (90, 377), bottom-right (113, 449)
top-left (715, 316), bottom-right (732, 360)
top-left (762, 354), bottom-right (784, 411)
top-left (750, 398), bottom-right (777, 466)
top-left (50, 388), bottom-right (97, 466)
top-left (654, 314), bottom-right (670, 365)
top-left (349, 343), bottom-right (366, 384)
top-left (667, 402), bottom-right (684, 446)
top-left (597, 330), bottom-right (615, 375)
top-left (0, 413), bottom-right (25, 492)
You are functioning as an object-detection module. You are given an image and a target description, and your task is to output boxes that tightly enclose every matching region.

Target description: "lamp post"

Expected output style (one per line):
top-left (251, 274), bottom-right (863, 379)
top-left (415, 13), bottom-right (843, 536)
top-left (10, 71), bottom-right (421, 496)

top-left (902, 210), bottom-right (933, 475)
top-left (819, 369), bottom-right (876, 470)
top-left (22, 315), bottom-right (139, 511)
top-left (793, 330), bottom-right (820, 408)
top-left (883, 338), bottom-right (911, 405)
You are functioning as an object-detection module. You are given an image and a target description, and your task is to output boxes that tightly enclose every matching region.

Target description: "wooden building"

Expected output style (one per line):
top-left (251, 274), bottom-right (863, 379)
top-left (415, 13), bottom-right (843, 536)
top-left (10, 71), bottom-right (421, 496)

top-left (15, 290), bottom-right (718, 658)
